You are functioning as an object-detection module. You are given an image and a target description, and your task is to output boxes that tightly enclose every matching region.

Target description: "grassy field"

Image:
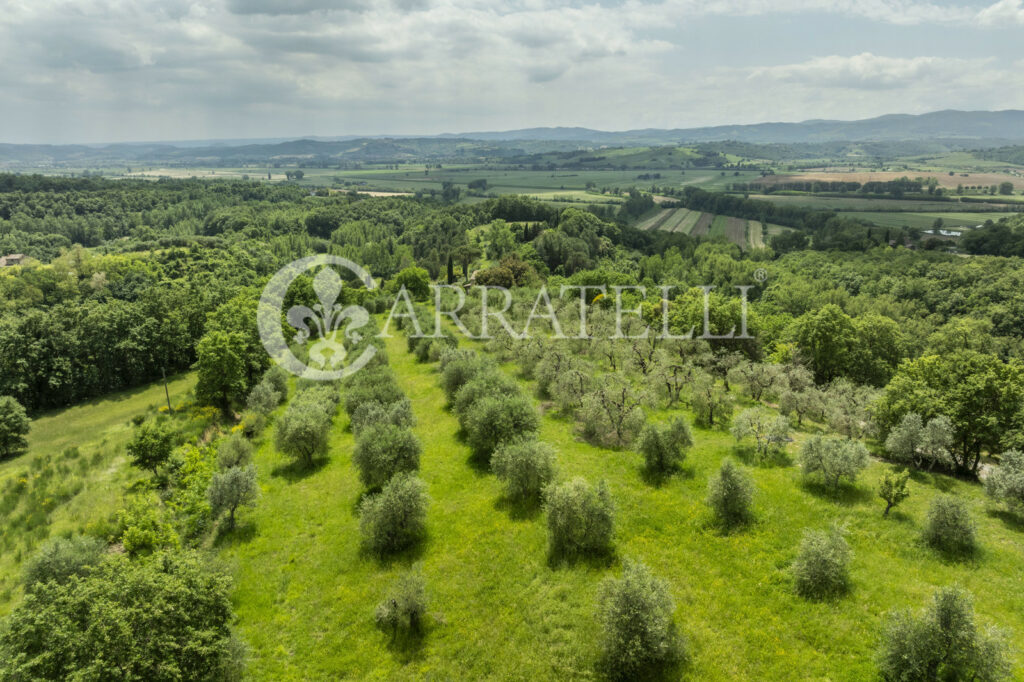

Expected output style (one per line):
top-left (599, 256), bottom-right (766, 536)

top-left (0, 373), bottom-right (198, 614)
top-left (748, 220), bottom-right (765, 248)
top-left (843, 211), bottom-right (1007, 230)
top-left (747, 194), bottom-right (1014, 212)
top-left (211, 328), bottom-right (1024, 680)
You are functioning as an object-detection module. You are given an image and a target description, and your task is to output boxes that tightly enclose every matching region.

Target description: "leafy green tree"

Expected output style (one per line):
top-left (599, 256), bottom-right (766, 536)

top-left (877, 587), bottom-right (1011, 682)
top-left (791, 304), bottom-right (858, 384)
top-left (208, 464), bottom-right (260, 530)
top-left (878, 350), bottom-right (1024, 476)
top-left (878, 469), bottom-right (910, 517)
top-left (0, 395), bottom-right (30, 460)
top-left (195, 330), bottom-right (248, 410)
top-left (390, 267), bottom-right (431, 301)
top-left (126, 420), bottom-right (176, 476)
top-left (706, 459), bottom-right (753, 529)
top-left (274, 398), bottom-right (333, 468)
top-left (0, 552), bottom-right (242, 681)
top-left (597, 560), bottom-right (686, 680)
top-left (798, 435), bottom-right (869, 491)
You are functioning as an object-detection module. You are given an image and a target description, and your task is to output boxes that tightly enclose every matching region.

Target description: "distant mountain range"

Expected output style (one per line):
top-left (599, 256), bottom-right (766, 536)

top-left (447, 110), bottom-right (1024, 145)
top-left (1, 110), bottom-right (1022, 168)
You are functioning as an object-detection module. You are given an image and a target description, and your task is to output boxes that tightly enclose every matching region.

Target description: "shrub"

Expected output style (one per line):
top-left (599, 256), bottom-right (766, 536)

top-left (597, 560), bottom-right (686, 680)
top-left (0, 552), bottom-right (241, 681)
top-left (239, 411), bottom-right (266, 438)
top-left (216, 434), bottom-right (254, 470)
top-left (706, 459), bottom-right (753, 529)
top-left (791, 526), bottom-right (851, 600)
top-left (464, 394), bottom-right (539, 460)
top-left (207, 464), bottom-right (260, 530)
top-left (126, 420), bottom-right (176, 476)
top-left (923, 494), bottom-right (977, 556)
top-left (0, 395), bottom-right (30, 460)
top-left (730, 408), bottom-right (790, 462)
top-left (359, 473), bottom-right (428, 555)
top-left (878, 469), bottom-right (910, 517)
top-left (636, 417), bottom-right (693, 477)
top-left (245, 380), bottom-right (281, 415)
top-left (798, 435), bottom-right (869, 491)
top-left (350, 398), bottom-right (415, 435)
top-left (439, 350), bottom-right (490, 403)
top-left (491, 439), bottom-right (557, 501)
top-left (375, 570), bottom-right (428, 638)
top-left (877, 587), bottom-right (1011, 682)
top-left (985, 449), bottom-right (1024, 512)
top-left (262, 364), bottom-right (290, 398)
top-left (353, 424), bottom-right (422, 490)
top-left (452, 372), bottom-right (519, 430)
top-left (22, 535), bottom-right (107, 589)
top-left (544, 478), bottom-right (614, 557)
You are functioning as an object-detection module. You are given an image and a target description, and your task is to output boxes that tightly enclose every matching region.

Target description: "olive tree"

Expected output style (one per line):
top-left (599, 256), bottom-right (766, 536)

top-left (636, 417), bottom-right (693, 477)
top-left (884, 412), bottom-right (953, 471)
top-left (544, 478), bottom-right (615, 558)
top-left (986, 449), bottom-right (1024, 513)
top-left (923, 494), bottom-right (977, 556)
top-left (359, 473), bottom-right (429, 555)
top-left (597, 560), bottom-right (686, 680)
top-left (706, 459), bottom-right (753, 529)
top-left (207, 464), bottom-right (260, 530)
top-left (353, 424), bottom-right (422, 490)
top-left (730, 408), bottom-right (790, 462)
top-left (877, 587), bottom-right (1011, 682)
top-left (216, 434), bottom-right (254, 470)
top-left (579, 375), bottom-right (648, 448)
top-left (464, 394), bottom-right (539, 460)
top-left (690, 374), bottom-right (733, 429)
top-left (791, 525), bottom-right (851, 600)
top-left (491, 439), bottom-right (557, 502)
top-left (798, 435), bottom-right (869, 491)
top-left (375, 570), bottom-right (428, 639)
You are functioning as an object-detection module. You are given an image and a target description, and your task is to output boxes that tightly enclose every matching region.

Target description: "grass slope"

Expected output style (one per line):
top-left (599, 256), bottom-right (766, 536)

top-left (220, 330), bottom-right (1024, 679)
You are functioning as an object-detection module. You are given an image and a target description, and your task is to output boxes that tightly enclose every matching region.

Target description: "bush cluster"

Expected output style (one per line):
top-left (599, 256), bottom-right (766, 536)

top-left (923, 494), bottom-right (977, 556)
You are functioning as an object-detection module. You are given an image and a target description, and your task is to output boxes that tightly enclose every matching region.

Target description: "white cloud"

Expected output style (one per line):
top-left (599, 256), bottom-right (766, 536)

top-left (977, 0), bottom-right (1024, 24)
top-left (749, 53), bottom-right (994, 90)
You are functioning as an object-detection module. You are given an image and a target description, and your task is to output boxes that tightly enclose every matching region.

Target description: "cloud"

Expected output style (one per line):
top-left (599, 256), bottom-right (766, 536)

top-left (749, 53), bottom-right (993, 90)
top-left (976, 0), bottom-right (1024, 24)
top-left (0, 0), bottom-right (1021, 143)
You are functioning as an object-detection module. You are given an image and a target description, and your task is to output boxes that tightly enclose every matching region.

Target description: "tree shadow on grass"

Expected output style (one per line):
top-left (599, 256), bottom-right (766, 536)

top-left (986, 507), bottom-right (1024, 533)
top-left (493, 495), bottom-right (542, 521)
top-left (799, 479), bottom-right (873, 507)
top-left (465, 451), bottom-right (491, 476)
top-left (546, 547), bottom-right (617, 571)
top-left (270, 455), bottom-right (329, 482)
top-left (212, 521), bottom-right (258, 549)
top-left (363, 540), bottom-right (429, 569)
top-left (640, 464), bottom-right (694, 488)
top-left (731, 445), bottom-right (791, 469)
top-left (381, 623), bottom-right (430, 665)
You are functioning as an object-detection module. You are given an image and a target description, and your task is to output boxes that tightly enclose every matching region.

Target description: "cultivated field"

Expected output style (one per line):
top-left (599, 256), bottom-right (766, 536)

top-left (755, 171), bottom-right (1023, 191)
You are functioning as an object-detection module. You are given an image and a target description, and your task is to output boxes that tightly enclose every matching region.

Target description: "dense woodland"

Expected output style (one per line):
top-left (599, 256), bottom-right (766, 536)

top-left (3, 172), bottom-right (1024, 679)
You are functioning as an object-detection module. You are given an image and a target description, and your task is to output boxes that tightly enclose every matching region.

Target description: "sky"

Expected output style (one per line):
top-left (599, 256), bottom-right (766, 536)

top-left (1, 0), bottom-right (1023, 144)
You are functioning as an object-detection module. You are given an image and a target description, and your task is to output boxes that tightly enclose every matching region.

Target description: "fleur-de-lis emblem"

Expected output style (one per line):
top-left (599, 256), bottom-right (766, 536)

top-left (286, 267), bottom-right (369, 370)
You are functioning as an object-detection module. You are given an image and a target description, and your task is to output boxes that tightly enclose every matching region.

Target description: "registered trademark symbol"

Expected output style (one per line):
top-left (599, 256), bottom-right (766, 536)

top-left (753, 268), bottom-right (768, 283)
